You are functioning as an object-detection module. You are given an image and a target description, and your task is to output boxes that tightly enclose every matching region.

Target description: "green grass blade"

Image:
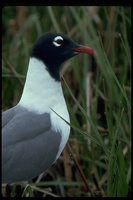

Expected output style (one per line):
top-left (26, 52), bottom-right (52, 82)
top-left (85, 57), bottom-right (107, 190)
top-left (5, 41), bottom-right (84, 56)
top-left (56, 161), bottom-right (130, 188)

top-left (107, 108), bottom-right (128, 197)
top-left (62, 76), bottom-right (110, 157)
top-left (22, 184), bottom-right (34, 197)
top-left (47, 6), bottom-right (61, 32)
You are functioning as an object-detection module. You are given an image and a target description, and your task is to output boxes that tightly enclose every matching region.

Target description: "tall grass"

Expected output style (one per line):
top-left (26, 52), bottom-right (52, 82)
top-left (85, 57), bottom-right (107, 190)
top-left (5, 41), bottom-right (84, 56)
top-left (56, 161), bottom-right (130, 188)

top-left (2, 6), bottom-right (131, 197)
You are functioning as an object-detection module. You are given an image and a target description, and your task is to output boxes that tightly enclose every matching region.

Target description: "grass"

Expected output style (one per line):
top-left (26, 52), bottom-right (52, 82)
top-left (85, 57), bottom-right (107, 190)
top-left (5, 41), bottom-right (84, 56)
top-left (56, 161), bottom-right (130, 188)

top-left (2, 6), bottom-right (131, 197)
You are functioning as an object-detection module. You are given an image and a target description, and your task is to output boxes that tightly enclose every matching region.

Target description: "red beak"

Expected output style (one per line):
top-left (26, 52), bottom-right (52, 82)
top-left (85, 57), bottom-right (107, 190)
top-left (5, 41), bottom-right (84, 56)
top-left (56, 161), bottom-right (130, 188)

top-left (73, 45), bottom-right (96, 56)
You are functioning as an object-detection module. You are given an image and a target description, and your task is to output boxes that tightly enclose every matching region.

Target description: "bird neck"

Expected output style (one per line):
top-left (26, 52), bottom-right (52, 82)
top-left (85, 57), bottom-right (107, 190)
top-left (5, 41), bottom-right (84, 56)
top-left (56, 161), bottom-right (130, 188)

top-left (18, 58), bottom-right (65, 114)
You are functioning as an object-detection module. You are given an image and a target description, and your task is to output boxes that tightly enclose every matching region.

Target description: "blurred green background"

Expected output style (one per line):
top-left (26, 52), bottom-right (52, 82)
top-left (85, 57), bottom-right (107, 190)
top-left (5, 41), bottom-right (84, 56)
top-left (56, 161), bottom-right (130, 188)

top-left (2, 6), bottom-right (131, 197)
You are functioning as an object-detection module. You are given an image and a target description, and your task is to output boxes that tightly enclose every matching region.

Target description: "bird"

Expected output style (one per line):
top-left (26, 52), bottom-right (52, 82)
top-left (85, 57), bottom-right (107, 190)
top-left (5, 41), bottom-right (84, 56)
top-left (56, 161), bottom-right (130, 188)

top-left (2, 32), bottom-right (96, 184)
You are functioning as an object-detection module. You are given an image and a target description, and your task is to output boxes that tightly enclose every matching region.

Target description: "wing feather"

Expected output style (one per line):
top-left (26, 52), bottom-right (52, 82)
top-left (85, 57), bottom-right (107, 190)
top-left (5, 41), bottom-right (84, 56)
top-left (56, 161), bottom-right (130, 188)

top-left (2, 105), bottom-right (62, 183)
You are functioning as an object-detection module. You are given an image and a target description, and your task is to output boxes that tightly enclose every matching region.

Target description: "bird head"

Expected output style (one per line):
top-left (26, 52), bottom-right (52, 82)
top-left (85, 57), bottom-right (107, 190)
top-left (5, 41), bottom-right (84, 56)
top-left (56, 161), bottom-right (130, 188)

top-left (31, 32), bottom-right (96, 80)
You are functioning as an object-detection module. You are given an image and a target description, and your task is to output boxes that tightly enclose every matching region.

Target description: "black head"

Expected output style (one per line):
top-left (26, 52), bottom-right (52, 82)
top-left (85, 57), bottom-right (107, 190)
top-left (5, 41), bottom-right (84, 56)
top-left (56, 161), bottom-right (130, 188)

top-left (31, 32), bottom-right (96, 81)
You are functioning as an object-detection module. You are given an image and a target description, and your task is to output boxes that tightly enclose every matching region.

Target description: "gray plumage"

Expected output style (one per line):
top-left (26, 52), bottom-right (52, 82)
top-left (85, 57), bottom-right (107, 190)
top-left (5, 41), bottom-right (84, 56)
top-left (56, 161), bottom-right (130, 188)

top-left (2, 105), bottom-right (61, 183)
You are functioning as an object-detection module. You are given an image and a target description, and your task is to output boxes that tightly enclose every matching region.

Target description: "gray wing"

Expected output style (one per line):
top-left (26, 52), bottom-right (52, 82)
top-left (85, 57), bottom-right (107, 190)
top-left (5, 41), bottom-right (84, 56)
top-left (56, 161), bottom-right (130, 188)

top-left (2, 106), bottom-right (16, 128)
top-left (2, 105), bottom-right (62, 184)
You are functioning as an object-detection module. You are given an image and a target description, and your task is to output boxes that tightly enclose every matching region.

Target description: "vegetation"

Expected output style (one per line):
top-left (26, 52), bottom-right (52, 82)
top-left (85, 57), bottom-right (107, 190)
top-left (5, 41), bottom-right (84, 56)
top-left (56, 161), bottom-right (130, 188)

top-left (2, 6), bottom-right (131, 197)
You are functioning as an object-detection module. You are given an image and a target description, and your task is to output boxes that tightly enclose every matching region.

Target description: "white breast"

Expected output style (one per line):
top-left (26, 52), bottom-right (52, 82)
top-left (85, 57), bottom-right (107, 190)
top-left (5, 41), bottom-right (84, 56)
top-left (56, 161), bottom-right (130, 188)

top-left (50, 103), bottom-right (70, 160)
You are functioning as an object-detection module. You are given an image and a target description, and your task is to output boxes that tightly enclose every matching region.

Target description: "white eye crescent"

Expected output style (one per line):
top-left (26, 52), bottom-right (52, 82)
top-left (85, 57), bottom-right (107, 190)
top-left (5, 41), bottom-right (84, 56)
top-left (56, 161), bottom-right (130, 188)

top-left (53, 36), bottom-right (64, 47)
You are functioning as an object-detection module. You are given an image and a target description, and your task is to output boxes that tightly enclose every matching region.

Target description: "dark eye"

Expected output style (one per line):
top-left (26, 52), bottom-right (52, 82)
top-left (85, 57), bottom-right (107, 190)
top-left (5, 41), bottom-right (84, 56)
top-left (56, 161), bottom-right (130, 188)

top-left (53, 36), bottom-right (64, 47)
top-left (56, 39), bottom-right (63, 45)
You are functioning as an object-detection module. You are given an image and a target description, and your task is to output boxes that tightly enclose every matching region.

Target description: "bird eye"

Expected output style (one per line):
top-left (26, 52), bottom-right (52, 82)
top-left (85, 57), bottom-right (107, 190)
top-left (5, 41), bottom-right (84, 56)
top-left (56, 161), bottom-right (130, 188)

top-left (56, 39), bottom-right (63, 45)
top-left (53, 36), bottom-right (64, 47)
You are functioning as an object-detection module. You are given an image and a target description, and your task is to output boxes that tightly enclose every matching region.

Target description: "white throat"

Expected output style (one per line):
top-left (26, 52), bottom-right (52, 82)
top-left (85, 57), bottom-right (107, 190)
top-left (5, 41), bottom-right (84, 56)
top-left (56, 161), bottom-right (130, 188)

top-left (18, 58), bottom-right (67, 115)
